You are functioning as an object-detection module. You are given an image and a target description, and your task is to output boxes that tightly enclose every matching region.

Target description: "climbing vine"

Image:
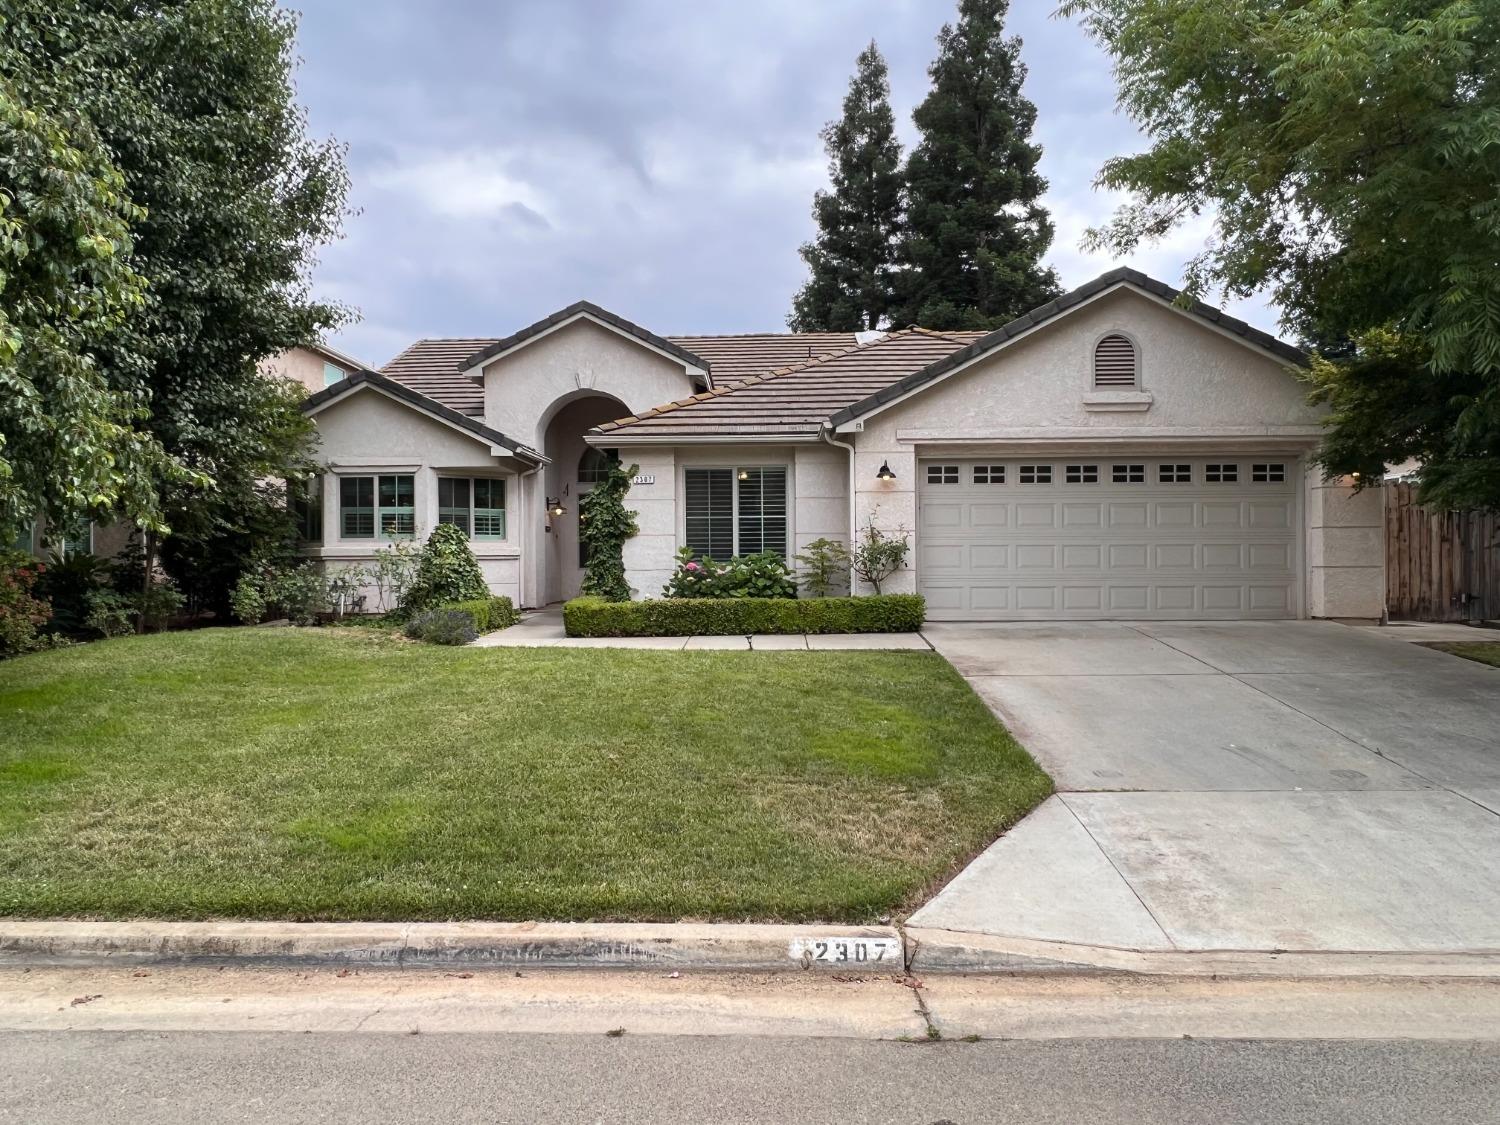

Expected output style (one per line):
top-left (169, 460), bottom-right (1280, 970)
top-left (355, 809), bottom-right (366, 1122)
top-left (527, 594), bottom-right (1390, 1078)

top-left (578, 460), bottom-right (639, 601)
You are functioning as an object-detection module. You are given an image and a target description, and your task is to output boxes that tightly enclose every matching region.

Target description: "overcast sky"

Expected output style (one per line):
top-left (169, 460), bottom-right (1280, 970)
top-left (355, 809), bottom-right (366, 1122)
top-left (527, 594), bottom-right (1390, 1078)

top-left (294, 0), bottom-right (1275, 365)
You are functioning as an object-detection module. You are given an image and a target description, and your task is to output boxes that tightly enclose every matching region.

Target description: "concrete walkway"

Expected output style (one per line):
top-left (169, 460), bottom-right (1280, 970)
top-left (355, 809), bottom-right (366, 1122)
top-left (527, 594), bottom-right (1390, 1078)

top-left (913, 620), bottom-right (1500, 955)
top-left (471, 607), bottom-right (931, 650)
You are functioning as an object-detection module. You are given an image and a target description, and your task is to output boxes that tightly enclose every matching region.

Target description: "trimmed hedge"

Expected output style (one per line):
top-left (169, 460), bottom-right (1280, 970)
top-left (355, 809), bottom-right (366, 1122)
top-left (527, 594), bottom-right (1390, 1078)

top-left (405, 595), bottom-right (518, 644)
top-left (563, 594), bottom-right (925, 638)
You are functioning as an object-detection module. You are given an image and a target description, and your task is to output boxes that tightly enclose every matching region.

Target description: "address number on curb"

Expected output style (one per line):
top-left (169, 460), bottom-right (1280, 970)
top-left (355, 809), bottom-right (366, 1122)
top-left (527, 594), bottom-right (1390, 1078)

top-left (789, 937), bottom-right (902, 966)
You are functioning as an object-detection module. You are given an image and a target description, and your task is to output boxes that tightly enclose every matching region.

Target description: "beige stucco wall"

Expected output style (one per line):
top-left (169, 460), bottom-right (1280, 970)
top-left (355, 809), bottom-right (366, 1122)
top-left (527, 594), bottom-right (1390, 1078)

top-left (306, 388), bottom-right (523, 606)
top-left (843, 287), bottom-right (1382, 614)
top-left (619, 447), bottom-right (678, 600)
top-left (481, 318), bottom-right (700, 451)
top-left (1306, 473), bottom-right (1385, 620)
top-left (260, 347), bottom-right (351, 396)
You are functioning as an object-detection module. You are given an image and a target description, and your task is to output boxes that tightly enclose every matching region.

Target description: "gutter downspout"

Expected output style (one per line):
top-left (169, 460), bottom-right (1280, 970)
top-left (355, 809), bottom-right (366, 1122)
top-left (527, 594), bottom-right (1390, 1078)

top-left (820, 423), bottom-right (859, 593)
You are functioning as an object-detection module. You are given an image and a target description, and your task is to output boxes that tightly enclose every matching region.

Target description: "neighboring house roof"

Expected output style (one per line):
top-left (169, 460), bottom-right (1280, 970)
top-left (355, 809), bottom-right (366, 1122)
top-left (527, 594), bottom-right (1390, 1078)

top-left (303, 340), bottom-right (371, 372)
top-left (458, 301), bottom-right (710, 377)
top-left (592, 329), bottom-right (986, 440)
top-left (827, 268), bottom-right (1308, 431)
top-left (382, 338), bottom-right (497, 416)
top-left (379, 331), bottom-right (865, 417)
top-left (301, 369), bottom-right (544, 463)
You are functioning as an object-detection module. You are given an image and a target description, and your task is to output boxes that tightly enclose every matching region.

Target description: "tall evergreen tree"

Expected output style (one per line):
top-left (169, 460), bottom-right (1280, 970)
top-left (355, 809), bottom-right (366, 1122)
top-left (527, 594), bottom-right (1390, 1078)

top-left (789, 42), bottom-right (903, 332)
top-left (893, 0), bottom-right (1060, 330)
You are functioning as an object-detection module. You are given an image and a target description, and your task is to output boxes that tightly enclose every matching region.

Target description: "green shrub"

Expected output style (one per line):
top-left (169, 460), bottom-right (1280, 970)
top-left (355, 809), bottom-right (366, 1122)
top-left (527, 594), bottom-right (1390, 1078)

top-left (564, 594), bottom-right (925, 637)
top-left (0, 552), bottom-right (54, 657)
top-left (404, 608), bottom-right (479, 646)
top-left (402, 524), bottom-right (488, 614)
top-left (661, 547), bottom-right (797, 599)
top-left (579, 459), bottom-right (638, 601)
top-left (794, 537), bottom-right (850, 597)
top-left (403, 596), bottom-right (518, 644)
top-left (231, 559), bottom-right (326, 626)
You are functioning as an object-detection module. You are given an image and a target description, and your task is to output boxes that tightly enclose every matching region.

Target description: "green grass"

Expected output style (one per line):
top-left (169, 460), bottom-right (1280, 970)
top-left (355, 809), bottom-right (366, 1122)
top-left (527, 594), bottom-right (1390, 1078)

top-left (1422, 641), bottom-right (1500, 669)
top-left (0, 628), bottom-right (1050, 922)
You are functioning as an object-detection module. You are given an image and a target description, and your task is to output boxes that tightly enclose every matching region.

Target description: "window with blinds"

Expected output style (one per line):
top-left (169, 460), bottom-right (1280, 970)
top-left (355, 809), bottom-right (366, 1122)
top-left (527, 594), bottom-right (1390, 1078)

top-left (1093, 334), bottom-right (1138, 388)
top-left (736, 467), bottom-right (787, 556)
top-left (684, 466), bottom-right (788, 558)
top-left (685, 468), bottom-right (734, 559)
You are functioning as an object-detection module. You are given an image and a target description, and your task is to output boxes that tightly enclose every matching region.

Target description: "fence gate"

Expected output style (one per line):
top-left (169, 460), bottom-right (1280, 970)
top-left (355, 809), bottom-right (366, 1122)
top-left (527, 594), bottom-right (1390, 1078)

top-left (1385, 483), bottom-right (1500, 622)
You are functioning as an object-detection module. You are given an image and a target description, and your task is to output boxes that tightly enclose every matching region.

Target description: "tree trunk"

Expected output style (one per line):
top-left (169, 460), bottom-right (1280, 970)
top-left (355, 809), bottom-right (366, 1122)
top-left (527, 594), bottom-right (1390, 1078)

top-left (138, 528), bottom-right (157, 634)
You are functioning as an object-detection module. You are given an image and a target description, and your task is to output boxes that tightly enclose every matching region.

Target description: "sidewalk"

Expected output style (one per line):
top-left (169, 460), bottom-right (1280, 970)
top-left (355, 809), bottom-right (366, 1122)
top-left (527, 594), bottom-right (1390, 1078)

top-left (471, 607), bottom-right (931, 650)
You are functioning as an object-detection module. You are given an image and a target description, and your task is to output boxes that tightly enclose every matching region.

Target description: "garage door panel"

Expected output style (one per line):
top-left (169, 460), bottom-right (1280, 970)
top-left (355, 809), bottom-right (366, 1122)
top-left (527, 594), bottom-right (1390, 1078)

top-left (920, 457), bottom-right (1300, 620)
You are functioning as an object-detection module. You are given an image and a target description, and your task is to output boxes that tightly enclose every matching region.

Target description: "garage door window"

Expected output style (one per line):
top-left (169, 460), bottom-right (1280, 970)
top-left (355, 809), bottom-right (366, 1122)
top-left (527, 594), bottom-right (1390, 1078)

top-left (1158, 464), bottom-right (1192, 484)
top-left (1065, 464), bottom-right (1099, 484)
top-left (1205, 464), bottom-right (1239, 483)
top-left (684, 466), bottom-right (787, 558)
top-left (972, 465), bottom-right (1005, 484)
top-left (1112, 464), bottom-right (1145, 484)
top-left (1252, 463), bottom-right (1286, 483)
top-left (927, 464), bottom-right (959, 484)
top-left (1019, 465), bottom-right (1052, 484)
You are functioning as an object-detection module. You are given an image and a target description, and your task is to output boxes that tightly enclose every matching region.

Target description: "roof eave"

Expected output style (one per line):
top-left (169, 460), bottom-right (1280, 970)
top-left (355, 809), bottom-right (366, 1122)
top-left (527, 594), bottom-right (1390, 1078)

top-left (457, 302), bottom-right (710, 379)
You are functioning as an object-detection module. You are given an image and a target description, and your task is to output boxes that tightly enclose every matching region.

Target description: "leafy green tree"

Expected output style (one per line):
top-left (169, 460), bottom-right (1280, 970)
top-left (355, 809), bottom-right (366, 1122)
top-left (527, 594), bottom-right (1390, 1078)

top-left (892, 0), bottom-right (1061, 330)
top-left (0, 22), bottom-right (184, 539)
top-left (5, 0), bottom-right (349, 609)
top-left (1062, 0), bottom-right (1500, 509)
top-left (580, 460), bottom-right (640, 602)
top-left (789, 42), bottom-right (904, 332)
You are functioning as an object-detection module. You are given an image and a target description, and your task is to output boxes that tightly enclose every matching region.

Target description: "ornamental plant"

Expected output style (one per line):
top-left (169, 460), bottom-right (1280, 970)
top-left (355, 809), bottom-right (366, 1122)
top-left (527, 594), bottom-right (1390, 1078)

top-left (850, 517), bottom-right (910, 595)
top-left (794, 537), bottom-right (851, 597)
top-left (662, 548), bottom-right (797, 599)
top-left (579, 459), bottom-right (639, 602)
top-left (402, 523), bottom-right (488, 614)
top-left (0, 552), bottom-right (54, 657)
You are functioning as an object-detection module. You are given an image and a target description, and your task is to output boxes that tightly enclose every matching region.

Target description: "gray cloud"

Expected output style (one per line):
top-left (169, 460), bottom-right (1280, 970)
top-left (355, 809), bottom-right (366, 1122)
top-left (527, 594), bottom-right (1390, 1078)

top-left (294, 0), bottom-right (1278, 364)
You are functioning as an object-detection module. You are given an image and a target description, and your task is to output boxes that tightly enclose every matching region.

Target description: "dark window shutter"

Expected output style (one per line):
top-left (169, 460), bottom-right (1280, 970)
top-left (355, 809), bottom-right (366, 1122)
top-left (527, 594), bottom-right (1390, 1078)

top-left (684, 468), bottom-right (734, 559)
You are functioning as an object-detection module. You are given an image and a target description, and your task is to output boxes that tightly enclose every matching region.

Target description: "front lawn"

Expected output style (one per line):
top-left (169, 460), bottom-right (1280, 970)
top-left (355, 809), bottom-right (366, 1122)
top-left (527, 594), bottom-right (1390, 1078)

top-left (1422, 641), bottom-right (1500, 669)
top-left (0, 629), bottom-right (1050, 922)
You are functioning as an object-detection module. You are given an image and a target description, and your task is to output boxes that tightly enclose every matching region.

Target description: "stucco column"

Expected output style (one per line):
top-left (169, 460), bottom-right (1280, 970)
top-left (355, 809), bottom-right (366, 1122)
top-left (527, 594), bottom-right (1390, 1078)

top-left (1306, 469), bottom-right (1385, 621)
top-left (851, 443), bottom-right (917, 595)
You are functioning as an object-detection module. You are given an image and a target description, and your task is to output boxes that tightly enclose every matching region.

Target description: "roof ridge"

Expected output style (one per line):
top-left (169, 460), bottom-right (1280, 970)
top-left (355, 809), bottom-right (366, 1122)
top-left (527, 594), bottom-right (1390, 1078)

top-left (665, 331), bottom-right (857, 340)
top-left (594, 329), bottom-right (926, 432)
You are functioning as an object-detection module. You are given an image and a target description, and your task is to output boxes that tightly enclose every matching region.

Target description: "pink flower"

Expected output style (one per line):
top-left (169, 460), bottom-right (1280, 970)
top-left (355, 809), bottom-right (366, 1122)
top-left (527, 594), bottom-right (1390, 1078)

top-left (685, 561), bottom-right (701, 572)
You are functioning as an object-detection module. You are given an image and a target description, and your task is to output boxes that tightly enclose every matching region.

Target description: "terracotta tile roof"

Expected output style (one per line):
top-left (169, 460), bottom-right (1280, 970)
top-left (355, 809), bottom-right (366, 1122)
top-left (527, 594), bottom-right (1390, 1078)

top-left (593, 329), bottom-right (984, 439)
top-left (378, 332), bottom-right (867, 416)
top-left (381, 338), bottom-right (497, 416)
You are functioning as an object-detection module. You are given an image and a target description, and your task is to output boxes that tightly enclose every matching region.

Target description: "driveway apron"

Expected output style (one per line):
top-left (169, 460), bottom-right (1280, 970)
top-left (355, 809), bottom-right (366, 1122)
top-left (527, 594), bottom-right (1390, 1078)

top-left (913, 621), bottom-right (1500, 953)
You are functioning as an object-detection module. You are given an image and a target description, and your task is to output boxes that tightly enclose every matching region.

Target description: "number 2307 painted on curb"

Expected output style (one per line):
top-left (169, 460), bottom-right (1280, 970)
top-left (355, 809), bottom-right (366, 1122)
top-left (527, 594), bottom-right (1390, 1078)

top-left (789, 937), bottom-right (901, 965)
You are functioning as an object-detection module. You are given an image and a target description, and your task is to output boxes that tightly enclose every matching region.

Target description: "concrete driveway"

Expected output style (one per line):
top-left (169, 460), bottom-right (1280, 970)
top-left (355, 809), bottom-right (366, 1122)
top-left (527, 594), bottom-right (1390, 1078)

top-left (912, 621), bottom-right (1500, 954)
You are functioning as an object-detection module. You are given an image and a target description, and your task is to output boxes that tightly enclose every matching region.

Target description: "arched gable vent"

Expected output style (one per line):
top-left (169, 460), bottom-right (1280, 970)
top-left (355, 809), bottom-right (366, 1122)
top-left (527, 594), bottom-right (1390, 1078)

top-left (1093, 334), bottom-right (1138, 388)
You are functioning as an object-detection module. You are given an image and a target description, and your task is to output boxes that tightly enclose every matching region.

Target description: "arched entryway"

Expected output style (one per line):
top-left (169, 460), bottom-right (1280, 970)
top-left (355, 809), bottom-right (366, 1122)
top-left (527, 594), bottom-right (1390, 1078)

top-left (539, 393), bottom-right (628, 603)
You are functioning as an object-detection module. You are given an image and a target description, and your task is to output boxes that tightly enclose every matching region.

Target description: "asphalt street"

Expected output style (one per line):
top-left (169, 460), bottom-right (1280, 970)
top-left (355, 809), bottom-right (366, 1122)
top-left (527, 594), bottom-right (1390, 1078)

top-left (3, 1030), bottom-right (1497, 1124)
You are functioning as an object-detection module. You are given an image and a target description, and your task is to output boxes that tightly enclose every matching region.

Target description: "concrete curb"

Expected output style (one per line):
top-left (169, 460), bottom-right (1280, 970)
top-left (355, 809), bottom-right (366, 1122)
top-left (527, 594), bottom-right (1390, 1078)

top-left (0, 921), bottom-right (906, 973)
top-left (903, 926), bottom-right (1500, 979)
top-left (5, 920), bottom-right (1500, 980)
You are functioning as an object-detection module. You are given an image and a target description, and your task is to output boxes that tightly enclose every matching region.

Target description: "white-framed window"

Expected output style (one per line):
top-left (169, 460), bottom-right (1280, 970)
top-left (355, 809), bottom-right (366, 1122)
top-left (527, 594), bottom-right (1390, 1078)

top-left (1112, 464), bottom-right (1145, 484)
top-left (323, 362), bottom-right (344, 387)
top-left (1093, 333), bottom-right (1138, 388)
top-left (438, 477), bottom-right (506, 540)
top-left (55, 520), bottom-right (92, 558)
top-left (1252, 463), bottom-right (1286, 483)
top-left (1205, 463), bottom-right (1239, 483)
top-left (1065, 464), bottom-right (1099, 484)
top-left (578, 446), bottom-right (620, 484)
top-left (1158, 463), bottom-right (1192, 484)
top-left (340, 474), bottom-right (414, 539)
top-left (684, 466), bottom-right (787, 558)
top-left (1019, 464), bottom-right (1052, 484)
top-left (972, 465), bottom-right (1005, 484)
top-left (926, 464), bottom-right (959, 485)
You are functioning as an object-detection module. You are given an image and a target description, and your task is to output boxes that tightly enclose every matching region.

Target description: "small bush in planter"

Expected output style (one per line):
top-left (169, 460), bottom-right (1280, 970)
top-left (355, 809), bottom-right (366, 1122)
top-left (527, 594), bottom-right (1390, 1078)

top-left (402, 524), bottom-right (488, 615)
top-left (661, 547), bottom-right (796, 599)
top-left (404, 607), bottom-right (479, 646)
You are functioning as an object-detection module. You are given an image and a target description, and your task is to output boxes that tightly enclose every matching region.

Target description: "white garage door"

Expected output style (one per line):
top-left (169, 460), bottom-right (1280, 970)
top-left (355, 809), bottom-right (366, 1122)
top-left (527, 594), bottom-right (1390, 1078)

top-left (917, 457), bottom-right (1300, 620)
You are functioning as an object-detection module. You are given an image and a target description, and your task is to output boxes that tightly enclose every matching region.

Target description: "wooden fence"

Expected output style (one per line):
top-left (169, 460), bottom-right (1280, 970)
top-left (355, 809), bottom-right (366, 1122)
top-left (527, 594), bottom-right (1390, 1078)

top-left (1385, 483), bottom-right (1500, 622)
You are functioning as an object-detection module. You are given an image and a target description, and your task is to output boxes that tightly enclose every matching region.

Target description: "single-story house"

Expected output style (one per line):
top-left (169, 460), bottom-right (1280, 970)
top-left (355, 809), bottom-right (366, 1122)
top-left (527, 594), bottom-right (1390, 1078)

top-left (300, 267), bottom-right (1384, 621)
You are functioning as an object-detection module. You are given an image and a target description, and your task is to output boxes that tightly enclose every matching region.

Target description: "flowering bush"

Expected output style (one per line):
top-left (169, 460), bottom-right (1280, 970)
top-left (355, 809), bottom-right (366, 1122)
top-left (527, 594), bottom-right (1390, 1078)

top-left (0, 552), bottom-right (54, 657)
top-left (661, 547), bottom-right (796, 599)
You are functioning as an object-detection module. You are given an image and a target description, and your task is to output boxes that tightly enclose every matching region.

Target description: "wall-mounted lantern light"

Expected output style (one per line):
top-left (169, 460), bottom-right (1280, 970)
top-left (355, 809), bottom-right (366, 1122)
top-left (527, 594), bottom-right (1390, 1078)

top-left (876, 460), bottom-right (896, 481)
top-left (548, 497), bottom-right (567, 517)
